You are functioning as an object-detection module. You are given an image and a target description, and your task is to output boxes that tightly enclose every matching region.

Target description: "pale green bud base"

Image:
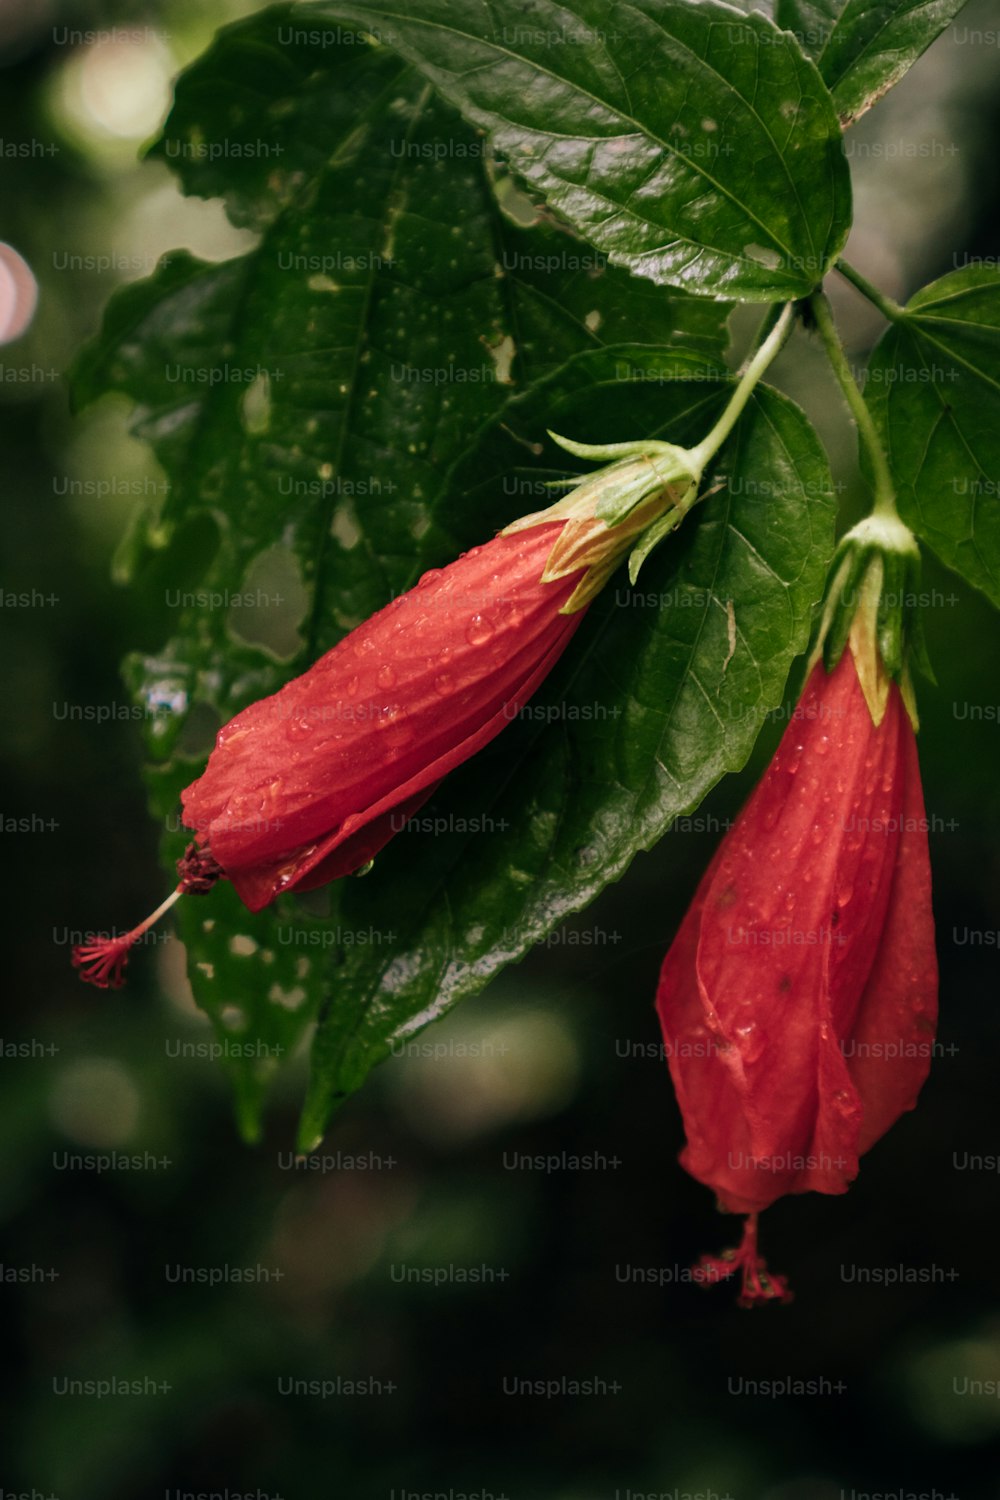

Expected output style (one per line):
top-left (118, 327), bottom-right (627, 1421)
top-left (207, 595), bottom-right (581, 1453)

top-left (502, 432), bottom-right (703, 614)
top-left (807, 515), bottom-right (929, 730)
top-left (502, 304), bottom-right (797, 615)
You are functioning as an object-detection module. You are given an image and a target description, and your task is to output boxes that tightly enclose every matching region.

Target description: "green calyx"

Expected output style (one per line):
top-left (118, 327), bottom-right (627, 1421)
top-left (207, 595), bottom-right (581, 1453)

top-left (502, 430), bottom-right (704, 611)
top-left (501, 304), bottom-right (798, 611)
top-left (543, 429), bottom-right (701, 528)
top-left (808, 514), bottom-right (932, 729)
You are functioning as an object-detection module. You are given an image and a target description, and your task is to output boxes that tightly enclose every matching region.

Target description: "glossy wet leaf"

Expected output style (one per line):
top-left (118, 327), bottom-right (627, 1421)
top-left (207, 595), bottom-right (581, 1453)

top-left (313, 0), bottom-right (852, 301)
top-left (864, 266), bottom-right (1000, 607)
top-left (776, 0), bottom-right (969, 125)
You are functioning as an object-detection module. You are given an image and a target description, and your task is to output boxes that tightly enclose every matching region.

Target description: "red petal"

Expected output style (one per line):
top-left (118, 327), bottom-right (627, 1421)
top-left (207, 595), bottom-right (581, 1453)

top-left (181, 524), bottom-right (583, 908)
top-left (657, 653), bottom-right (936, 1212)
top-left (845, 718), bottom-right (938, 1151)
top-left (224, 783), bottom-right (442, 911)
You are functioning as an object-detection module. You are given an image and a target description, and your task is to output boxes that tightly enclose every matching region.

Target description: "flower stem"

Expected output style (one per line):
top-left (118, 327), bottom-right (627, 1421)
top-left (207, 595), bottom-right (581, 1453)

top-left (689, 301), bottom-right (796, 473)
top-left (807, 290), bottom-right (899, 520)
top-left (835, 260), bottom-right (905, 322)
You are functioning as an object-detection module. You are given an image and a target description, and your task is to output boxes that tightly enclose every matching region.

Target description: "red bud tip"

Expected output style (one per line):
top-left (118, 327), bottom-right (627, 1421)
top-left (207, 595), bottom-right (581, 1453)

top-left (693, 1213), bottom-right (793, 1308)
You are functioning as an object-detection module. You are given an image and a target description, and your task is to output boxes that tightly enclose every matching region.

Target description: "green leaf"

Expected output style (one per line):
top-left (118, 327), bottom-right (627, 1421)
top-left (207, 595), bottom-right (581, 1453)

top-left (776, 0), bottom-right (969, 126)
top-left (864, 266), bottom-right (1000, 607)
top-left (146, 5), bottom-right (408, 231)
top-left (72, 5), bottom-right (731, 1136)
top-left (298, 362), bottom-right (836, 1146)
top-left (310, 0), bottom-right (852, 301)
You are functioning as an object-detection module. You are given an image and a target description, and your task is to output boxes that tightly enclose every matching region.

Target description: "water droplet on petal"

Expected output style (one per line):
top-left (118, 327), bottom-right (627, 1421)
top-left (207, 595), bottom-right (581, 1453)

top-left (377, 665), bottom-right (396, 689)
top-left (465, 613), bottom-right (495, 647)
top-left (783, 742), bottom-right (805, 777)
top-left (434, 673), bottom-right (453, 697)
top-left (285, 716), bottom-right (313, 742)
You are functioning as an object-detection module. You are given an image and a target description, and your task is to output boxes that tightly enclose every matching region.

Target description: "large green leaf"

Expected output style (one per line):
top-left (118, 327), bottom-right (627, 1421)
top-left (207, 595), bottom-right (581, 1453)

top-left (309, 0), bottom-right (852, 301)
top-left (298, 362), bottom-right (836, 1145)
top-left (864, 266), bottom-right (1000, 608)
top-left (146, 6), bottom-right (409, 231)
top-left (73, 5), bottom-right (731, 1135)
top-left (776, 0), bottom-right (969, 126)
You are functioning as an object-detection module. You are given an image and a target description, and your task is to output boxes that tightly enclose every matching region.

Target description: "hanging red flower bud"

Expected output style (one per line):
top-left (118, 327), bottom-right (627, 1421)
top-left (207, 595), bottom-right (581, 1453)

top-left (182, 434), bottom-right (701, 914)
top-left (656, 517), bottom-right (938, 1304)
top-left (73, 438), bottom-right (698, 986)
top-left (181, 521), bottom-right (588, 912)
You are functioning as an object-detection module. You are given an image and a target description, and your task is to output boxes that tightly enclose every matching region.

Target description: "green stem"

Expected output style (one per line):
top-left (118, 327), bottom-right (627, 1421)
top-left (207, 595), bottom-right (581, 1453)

top-left (808, 290), bottom-right (898, 520)
top-left (688, 301), bottom-right (796, 472)
top-left (835, 260), bottom-right (905, 322)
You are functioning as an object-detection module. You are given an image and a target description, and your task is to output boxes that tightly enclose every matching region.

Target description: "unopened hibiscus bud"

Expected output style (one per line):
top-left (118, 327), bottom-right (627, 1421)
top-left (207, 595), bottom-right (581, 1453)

top-left (74, 454), bottom-right (694, 986)
top-left (178, 518), bottom-right (594, 914)
top-left (656, 524), bottom-right (937, 1305)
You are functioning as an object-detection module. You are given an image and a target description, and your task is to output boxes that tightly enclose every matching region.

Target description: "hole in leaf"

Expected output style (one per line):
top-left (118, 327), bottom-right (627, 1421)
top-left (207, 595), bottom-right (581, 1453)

top-left (330, 502), bottom-right (361, 550)
top-left (228, 543), bottom-right (308, 660)
top-left (174, 701), bottom-right (222, 759)
top-left (482, 330), bottom-right (516, 384)
top-left (241, 370), bottom-right (271, 435)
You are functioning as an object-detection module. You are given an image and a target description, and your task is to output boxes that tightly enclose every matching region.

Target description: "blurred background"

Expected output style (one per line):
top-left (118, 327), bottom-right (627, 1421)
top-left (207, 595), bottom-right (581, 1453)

top-left (3, 0), bottom-right (1000, 1495)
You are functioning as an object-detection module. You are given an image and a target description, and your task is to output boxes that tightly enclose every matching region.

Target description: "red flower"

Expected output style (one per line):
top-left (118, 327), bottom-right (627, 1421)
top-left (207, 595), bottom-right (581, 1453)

top-left (180, 522), bottom-right (586, 912)
top-left (656, 649), bottom-right (937, 1303)
top-left (74, 435), bottom-right (699, 987)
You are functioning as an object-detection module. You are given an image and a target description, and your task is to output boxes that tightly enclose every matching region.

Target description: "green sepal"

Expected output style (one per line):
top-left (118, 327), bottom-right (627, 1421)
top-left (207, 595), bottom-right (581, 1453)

top-left (595, 459), bottom-right (697, 528)
top-left (809, 512), bottom-right (928, 728)
top-left (628, 505), bottom-right (687, 584)
top-left (545, 429), bottom-right (700, 529)
top-left (820, 540), bottom-right (870, 673)
top-left (876, 547), bottom-right (911, 680)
